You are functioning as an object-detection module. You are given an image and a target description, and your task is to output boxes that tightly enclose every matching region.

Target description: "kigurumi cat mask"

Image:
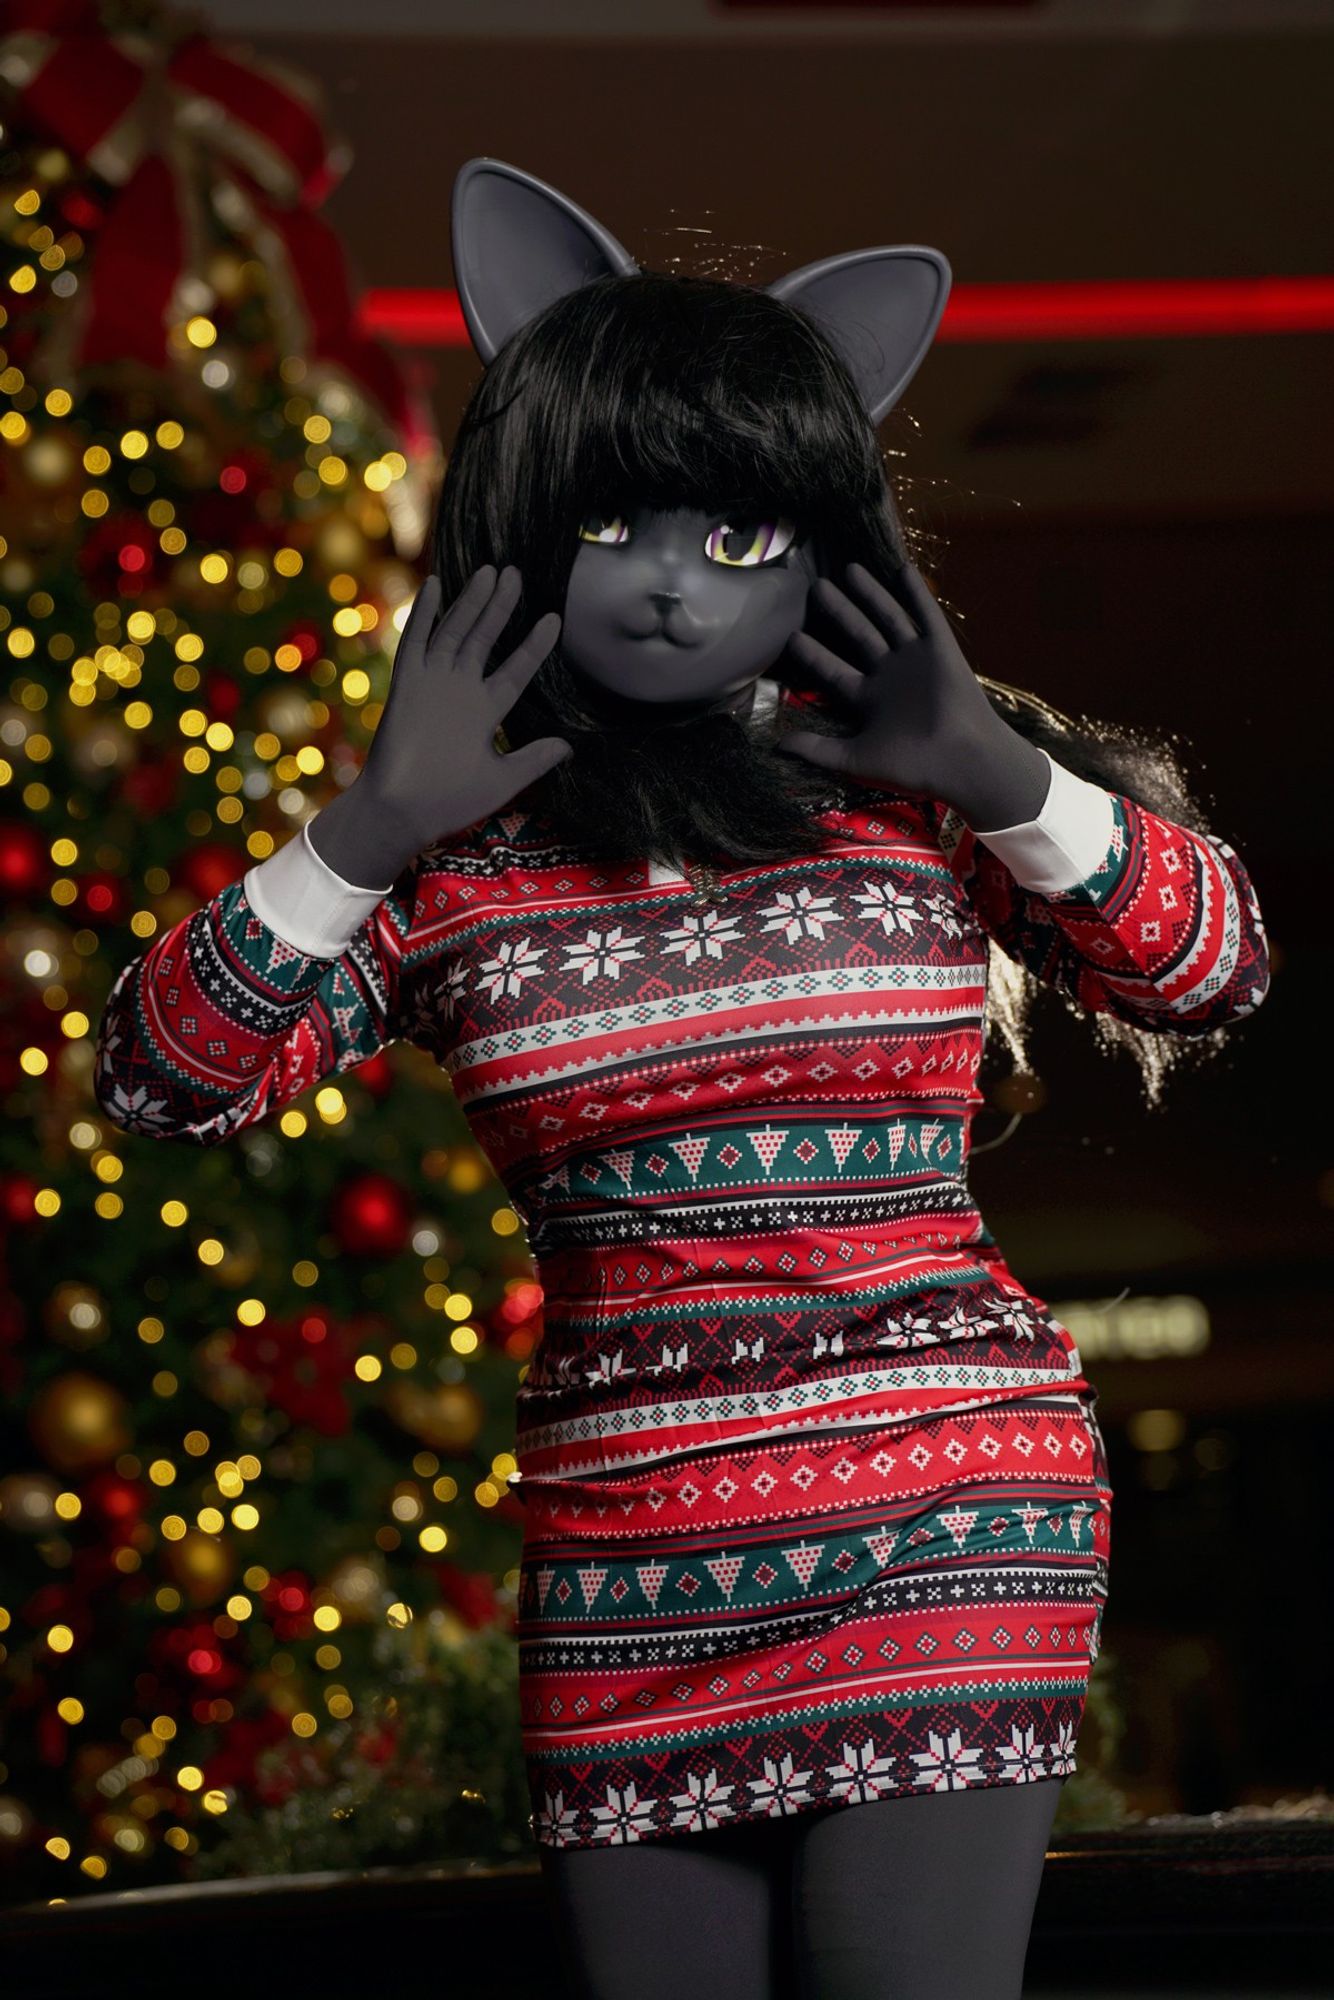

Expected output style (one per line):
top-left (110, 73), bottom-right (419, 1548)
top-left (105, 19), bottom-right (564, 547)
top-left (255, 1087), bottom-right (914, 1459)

top-left (432, 156), bottom-right (953, 863)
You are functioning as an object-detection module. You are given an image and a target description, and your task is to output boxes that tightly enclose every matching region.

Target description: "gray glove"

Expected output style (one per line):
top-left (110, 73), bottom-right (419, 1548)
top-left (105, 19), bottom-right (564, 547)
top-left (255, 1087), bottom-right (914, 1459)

top-left (307, 564), bottom-right (573, 889)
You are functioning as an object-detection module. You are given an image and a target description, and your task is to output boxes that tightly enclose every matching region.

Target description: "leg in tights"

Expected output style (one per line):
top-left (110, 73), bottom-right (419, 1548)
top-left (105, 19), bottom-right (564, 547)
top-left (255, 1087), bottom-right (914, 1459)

top-left (537, 1817), bottom-right (784, 2000)
top-left (791, 1775), bottom-right (1067, 2000)
top-left (536, 1776), bottom-right (1064, 2000)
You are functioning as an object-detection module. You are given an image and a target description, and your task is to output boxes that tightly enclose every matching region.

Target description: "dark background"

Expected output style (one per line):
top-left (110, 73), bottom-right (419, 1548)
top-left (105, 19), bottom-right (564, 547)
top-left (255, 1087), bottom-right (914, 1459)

top-left (233, 5), bottom-right (1332, 1810)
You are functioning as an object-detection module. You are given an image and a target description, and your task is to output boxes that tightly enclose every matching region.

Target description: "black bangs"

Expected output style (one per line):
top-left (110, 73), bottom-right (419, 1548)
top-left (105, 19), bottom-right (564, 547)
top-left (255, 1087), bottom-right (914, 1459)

top-left (431, 268), bottom-right (892, 628)
top-left (524, 271), bottom-right (876, 525)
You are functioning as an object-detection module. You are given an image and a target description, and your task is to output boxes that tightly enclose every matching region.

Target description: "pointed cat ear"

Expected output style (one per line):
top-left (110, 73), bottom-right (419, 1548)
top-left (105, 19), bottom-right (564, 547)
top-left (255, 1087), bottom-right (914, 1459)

top-left (450, 157), bottom-right (641, 364)
top-left (766, 246), bottom-right (952, 427)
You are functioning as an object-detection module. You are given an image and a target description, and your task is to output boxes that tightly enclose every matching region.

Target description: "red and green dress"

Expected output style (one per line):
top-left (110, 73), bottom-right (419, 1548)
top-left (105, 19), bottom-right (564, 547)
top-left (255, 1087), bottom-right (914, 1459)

top-left (94, 696), bottom-right (1268, 1849)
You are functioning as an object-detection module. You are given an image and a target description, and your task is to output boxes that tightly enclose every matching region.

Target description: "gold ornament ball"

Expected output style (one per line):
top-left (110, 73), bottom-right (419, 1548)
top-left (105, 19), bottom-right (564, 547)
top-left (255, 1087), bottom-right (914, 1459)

top-left (325, 1554), bottom-right (385, 1624)
top-left (315, 515), bottom-right (367, 571)
top-left (429, 1607), bottom-right (473, 1652)
top-left (154, 888), bottom-right (199, 932)
top-left (24, 435), bottom-right (76, 487)
top-left (162, 1530), bottom-right (235, 1605)
top-left (0, 1471), bottom-right (62, 1534)
top-left (2, 918), bottom-right (69, 983)
top-left (44, 1281), bottom-right (109, 1352)
top-left (0, 1797), bottom-right (34, 1847)
top-left (207, 247), bottom-right (249, 303)
top-left (430, 1382), bottom-right (484, 1450)
top-left (211, 1227), bottom-right (261, 1288)
top-left (259, 688), bottom-right (314, 738)
top-left (67, 714), bottom-right (133, 781)
top-left (29, 1372), bottom-right (131, 1473)
top-left (386, 1379), bottom-right (483, 1453)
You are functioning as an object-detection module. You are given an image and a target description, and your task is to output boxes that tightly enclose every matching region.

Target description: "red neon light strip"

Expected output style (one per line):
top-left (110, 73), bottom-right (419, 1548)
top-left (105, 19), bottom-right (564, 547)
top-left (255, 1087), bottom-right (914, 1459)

top-left (357, 276), bottom-right (1334, 347)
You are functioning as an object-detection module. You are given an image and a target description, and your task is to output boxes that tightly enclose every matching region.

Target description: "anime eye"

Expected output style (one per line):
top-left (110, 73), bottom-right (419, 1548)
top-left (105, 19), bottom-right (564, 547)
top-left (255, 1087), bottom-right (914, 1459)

top-left (704, 518), bottom-right (798, 568)
top-left (578, 512), bottom-right (631, 546)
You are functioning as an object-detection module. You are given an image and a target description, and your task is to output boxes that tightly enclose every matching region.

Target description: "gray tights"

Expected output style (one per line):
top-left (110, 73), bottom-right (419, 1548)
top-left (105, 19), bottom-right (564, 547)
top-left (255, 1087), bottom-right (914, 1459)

top-left (537, 1775), bottom-right (1066, 2000)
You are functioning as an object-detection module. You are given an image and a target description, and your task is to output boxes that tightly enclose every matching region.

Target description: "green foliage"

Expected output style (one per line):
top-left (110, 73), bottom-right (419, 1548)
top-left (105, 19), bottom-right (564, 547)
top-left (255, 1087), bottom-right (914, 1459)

top-left (194, 1616), bottom-right (533, 1878)
top-left (1052, 1646), bottom-right (1131, 1832)
top-left (0, 54), bottom-right (534, 1908)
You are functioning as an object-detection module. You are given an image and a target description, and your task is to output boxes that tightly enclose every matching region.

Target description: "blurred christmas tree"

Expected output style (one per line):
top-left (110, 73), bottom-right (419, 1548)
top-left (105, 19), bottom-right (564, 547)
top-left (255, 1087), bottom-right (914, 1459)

top-left (0, 0), bottom-right (540, 1904)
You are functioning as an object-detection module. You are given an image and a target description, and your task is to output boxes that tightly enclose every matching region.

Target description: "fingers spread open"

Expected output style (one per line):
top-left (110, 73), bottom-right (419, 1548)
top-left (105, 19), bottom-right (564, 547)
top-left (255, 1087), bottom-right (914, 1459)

top-left (395, 573), bottom-right (443, 664)
top-left (428, 565), bottom-right (498, 657)
top-left (490, 611), bottom-right (563, 700)
top-left (845, 563), bottom-right (920, 646)
top-left (812, 577), bottom-right (893, 666)
top-left (787, 629), bottom-right (865, 706)
top-left (458, 564), bottom-right (523, 668)
top-left (887, 562), bottom-right (947, 638)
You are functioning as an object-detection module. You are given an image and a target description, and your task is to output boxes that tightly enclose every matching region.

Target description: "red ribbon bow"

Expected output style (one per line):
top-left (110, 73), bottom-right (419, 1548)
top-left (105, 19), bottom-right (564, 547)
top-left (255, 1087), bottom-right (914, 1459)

top-left (1, 0), bottom-right (432, 453)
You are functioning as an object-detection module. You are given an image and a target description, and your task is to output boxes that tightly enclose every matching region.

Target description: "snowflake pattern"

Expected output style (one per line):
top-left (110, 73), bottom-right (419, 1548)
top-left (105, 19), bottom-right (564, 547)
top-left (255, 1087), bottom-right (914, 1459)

top-left (425, 956), bottom-right (470, 1024)
top-left (532, 1788), bottom-right (583, 1846)
top-left (661, 907), bottom-right (745, 965)
top-left (561, 926), bottom-right (647, 985)
top-left (1048, 1720), bottom-right (1078, 1775)
top-left (589, 1780), bottom-right (661, 1843)
top-left (758, 885), bottom-right (846, 946)
top-left (910, 1726), bottom-right (987, 1790)
top-left (669, 1767), bottom-right (738, 1832)
top-left (825, 1738), bottom-right (899, 1804)
top-left (747, 1749), bottom-right (816, 1814)
top-left (851, 878), bottom-right (927, 936)
top-left (475, 933), bottom-right (548, 1002)
top-left (995, 1723), bottom-right (1048, 1782)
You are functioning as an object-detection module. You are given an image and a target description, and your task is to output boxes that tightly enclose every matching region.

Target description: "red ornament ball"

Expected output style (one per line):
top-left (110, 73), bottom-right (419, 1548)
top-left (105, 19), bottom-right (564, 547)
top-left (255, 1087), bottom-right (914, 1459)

top-left (73, 869), bottom-right (129, 927)
top-left (437, 1561), bottom-right (503, 1630)
top-left (82, 1468), bottom-right (148, 1542)
top-left (0, 821), bottom-right (48, 900)
top-left (204, 673), bottom-right (243, 721)
top-left (76, 513), bottom-right (160, 598)
top-left (330, 1172), bottom-right (413, 1257)
top-left (177, 843), bottom-right (245, 903)
top-left (118, 759), bottom-right (179, 817)
top-left (353, 1050), bottom-right (394, 1099)
top-left (0, 1173), bottom-right (41, 1228)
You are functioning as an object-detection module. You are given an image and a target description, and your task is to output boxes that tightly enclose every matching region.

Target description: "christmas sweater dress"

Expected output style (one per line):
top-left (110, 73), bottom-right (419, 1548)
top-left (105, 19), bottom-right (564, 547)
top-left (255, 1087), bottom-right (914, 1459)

top-left (94, 688), bottom-right (1269, 1851)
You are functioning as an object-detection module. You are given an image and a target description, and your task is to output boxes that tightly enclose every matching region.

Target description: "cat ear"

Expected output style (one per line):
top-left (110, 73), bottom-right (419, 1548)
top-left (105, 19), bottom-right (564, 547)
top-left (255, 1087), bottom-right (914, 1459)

top-left (451, 156), bottom-right (641, 364)
top-left (766, 246), bottom-right (952, 427)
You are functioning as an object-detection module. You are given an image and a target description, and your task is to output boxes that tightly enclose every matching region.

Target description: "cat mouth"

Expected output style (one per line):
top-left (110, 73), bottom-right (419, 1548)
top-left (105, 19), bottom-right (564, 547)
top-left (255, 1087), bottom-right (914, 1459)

top-left (638, 629), bottom-right (703, 648)
top-left (621, 608), bottom-right (707, 648)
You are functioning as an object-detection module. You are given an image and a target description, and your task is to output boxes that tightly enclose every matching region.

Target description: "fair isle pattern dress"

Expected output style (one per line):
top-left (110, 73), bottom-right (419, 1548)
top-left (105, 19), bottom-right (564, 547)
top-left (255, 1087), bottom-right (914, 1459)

top-left (94, 702), bottom-right (1269, 1852)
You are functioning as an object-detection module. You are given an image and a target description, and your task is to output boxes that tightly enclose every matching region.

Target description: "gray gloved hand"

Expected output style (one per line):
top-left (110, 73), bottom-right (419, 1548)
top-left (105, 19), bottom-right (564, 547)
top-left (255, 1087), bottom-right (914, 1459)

top-left (308, 564), bottom-right (573, 889)
top-left (778, 560), bottom-right (1052, 831)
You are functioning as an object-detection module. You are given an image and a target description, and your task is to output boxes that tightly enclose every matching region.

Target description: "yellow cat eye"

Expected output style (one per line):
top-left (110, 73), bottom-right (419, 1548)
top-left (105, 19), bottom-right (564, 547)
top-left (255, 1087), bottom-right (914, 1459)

top-left (577, 513), bottom-right (631, 546)
top-left (704, 519), bottom-right (798, 568)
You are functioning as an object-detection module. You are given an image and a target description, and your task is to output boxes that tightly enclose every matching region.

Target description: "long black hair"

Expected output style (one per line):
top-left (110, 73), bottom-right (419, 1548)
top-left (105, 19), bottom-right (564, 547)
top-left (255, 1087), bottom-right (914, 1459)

top-left (430, 268), bottom-right (1224, 1099)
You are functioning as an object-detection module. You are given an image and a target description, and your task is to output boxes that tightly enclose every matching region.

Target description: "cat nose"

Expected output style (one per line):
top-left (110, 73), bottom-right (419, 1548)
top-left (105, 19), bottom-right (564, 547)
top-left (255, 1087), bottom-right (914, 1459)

top-left (649, 591), bottom-right (681, 613)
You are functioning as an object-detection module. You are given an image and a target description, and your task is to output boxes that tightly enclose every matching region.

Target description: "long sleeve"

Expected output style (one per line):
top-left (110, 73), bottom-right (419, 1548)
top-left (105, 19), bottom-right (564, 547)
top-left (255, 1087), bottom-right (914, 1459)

top-left (93, 819), bottom-right (420, 1147)
top-left (937, 749), bottom-right (1270, 1036)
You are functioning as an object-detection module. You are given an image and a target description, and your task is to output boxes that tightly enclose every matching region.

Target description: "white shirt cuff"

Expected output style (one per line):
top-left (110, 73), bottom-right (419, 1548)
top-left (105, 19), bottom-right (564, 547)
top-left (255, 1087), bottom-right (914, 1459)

top-left (242, 818), bottom-right (396, 959)
top-left (974, 748), bottom-right (1117, 894)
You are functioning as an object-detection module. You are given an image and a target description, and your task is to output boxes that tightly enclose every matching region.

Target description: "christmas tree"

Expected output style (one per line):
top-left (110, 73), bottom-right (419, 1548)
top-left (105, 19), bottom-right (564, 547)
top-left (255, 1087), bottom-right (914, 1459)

top-left (0, 1), bottom-right (537, 1903)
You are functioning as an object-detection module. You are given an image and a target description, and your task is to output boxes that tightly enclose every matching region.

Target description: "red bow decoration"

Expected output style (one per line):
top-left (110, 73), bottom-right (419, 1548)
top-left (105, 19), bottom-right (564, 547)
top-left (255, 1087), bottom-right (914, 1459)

top-left (0, 0), bottom-right (434, 456)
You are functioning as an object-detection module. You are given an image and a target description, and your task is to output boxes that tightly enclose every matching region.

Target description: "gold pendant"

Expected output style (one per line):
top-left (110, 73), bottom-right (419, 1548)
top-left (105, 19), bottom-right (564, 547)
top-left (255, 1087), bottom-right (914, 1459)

top-left (684, 860), bottom-right (728, 908)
